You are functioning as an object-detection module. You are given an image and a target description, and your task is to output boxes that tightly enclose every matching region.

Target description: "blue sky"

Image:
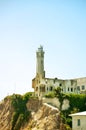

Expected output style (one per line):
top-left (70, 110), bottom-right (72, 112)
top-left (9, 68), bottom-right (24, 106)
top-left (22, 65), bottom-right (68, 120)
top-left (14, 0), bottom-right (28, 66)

top-left (0, 0), bottom-right (86, 100)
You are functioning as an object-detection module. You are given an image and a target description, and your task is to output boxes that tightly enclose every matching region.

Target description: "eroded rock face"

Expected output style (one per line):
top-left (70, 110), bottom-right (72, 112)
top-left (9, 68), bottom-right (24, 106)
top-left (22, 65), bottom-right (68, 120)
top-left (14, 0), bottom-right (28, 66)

top-left (26, 98), bottom-right (42, 112)
top-left (23, 103), bottom-right (63, 130)
top-left (0, 98), bottom-right (67, 130)
top-left (0, 98), bottom-right (13, 130)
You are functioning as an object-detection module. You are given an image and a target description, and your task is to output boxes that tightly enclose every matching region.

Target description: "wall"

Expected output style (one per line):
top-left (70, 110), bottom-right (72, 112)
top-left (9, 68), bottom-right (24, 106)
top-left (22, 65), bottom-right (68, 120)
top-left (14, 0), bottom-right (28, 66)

top-left (76, 77), bottom-right (86, 93)
top-left (43, 97), bottom-right (70, 110)
top-left (32, 76), bottom-right (86, 97)
top-left (43, 97), bottom-right (60, 108)
top-left (72, 115), bottom-right (86, 130)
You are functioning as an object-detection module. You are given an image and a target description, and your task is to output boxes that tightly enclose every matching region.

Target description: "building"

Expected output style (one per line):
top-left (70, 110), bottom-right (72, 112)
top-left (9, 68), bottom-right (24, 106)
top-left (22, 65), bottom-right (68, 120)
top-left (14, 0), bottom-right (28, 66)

top-left (69, 111), bottom-right (86, 130)
top-left (32, 46), bottom-right (86, 97)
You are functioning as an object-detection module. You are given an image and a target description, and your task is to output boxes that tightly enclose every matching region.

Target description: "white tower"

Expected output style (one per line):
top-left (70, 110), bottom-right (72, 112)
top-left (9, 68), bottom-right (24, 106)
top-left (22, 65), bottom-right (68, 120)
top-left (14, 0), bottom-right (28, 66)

top-left (36, 45), bottom-right (45, 78)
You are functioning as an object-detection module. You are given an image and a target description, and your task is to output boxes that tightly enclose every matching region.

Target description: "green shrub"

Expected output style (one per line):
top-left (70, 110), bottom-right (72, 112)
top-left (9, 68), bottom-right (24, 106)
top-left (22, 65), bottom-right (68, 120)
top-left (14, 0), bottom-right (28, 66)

top-left (60, 93), bottom-right (86, 128)
top-left (45, 92), bottom-right (55, 98)
top-left (11, 112), bottom-right (19, 130)
top-left (23, 92), bottom-right (33, 102)
top-left (13, 114), bottom-right (24, 130)
top-left (68, 94), bottom-right (86, 112)
top-left (11, 93), bottom-right (31, 130)
top-left (54, 89), bottom-right (86, 128)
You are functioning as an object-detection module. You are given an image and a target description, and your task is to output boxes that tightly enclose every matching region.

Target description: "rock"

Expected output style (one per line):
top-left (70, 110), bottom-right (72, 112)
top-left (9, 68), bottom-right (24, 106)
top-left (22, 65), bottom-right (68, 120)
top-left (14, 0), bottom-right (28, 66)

top-left (25, 103), bottom-right (62, 130)
top-left (0, 97), bottom-right (67, 130)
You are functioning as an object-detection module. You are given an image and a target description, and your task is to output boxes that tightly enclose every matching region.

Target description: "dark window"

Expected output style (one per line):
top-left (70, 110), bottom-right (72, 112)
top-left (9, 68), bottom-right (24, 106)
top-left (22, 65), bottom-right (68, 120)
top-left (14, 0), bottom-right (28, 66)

top-left (47, 87), bottom-right (48, 91)
top-left (77, 119), bottom-right (80, 126)
top-left (40, 86), bottom-right (45, 92)
top-left (71, 88), bottom-right (73, 92)
top-left (50, 86), bottom-right (53, 91)
top-left (46, 80), bottom-right (47, 84)
top-left (53, 80), bottom-right (55, 84)
top-left (68, 88), bottom-right (69, 91)
top-left (36, 87), bottom-right (38, 91)
top-left (82, 85), bottom-right (85, 90)
top-left (54, 78), bottom-right (57, 84)
top-left (59, 83), bottom-right (62, 86)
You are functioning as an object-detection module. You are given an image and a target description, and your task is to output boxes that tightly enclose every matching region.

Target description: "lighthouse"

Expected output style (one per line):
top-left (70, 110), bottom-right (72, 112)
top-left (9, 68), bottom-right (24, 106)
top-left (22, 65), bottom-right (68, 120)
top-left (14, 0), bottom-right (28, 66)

top-left (36, 45), bottom-right (45, 78)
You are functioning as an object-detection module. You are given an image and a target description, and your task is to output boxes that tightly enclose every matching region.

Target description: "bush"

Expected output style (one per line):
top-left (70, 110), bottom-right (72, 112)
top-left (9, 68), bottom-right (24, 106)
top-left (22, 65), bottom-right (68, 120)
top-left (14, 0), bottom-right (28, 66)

top-left (23, 92), bottom-right (33, 102)
top-left (68, 94), bottom-right (86, 112)
top-left (11, 93), bottom-right (31, 130)
top-left (11, 112), bottom-right (19, 130)
top-left (60, 93), bottom-right (86, 128)
top-left (13, 114), bottom-right (24, 130)
top-left (45, 92), bottom-right (55, 98)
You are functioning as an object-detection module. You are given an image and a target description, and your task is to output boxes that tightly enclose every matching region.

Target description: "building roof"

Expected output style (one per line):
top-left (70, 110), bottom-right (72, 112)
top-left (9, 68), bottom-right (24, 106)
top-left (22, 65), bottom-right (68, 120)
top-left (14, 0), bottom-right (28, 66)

top-left (69, 111), bottom-right (86, 116)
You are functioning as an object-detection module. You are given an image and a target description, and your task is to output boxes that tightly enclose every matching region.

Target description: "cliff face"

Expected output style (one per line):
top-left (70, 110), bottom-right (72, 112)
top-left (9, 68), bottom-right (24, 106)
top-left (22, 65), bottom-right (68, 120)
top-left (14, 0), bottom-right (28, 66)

top-left (0, 97), bottom-right (66, 130)
top-left (0, 98), bottom-right (13, 130)
top-left (23, 103), bottom-right (61, 130)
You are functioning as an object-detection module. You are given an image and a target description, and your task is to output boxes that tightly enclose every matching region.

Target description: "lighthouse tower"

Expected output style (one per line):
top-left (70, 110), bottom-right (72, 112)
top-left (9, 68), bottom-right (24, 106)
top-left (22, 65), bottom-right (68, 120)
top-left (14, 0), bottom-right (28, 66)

top-left (36, 45), bottom-right (45, 78)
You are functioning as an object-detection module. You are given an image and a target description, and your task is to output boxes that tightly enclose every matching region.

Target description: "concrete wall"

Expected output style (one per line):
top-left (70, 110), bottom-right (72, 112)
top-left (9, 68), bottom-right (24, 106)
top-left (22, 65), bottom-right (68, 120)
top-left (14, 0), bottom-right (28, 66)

top-left (72, 115), bottom-right (86, 130)
top-left (43, 97), bottom-right (60, 108)
top-left (76, 77), bottom-right (86, 93)
top-left (33, 77), bottom-right (77, 97)
top-left (32, 76), bottom-right (86, 97)
top-left (43, 97), bottom-right (70, 110)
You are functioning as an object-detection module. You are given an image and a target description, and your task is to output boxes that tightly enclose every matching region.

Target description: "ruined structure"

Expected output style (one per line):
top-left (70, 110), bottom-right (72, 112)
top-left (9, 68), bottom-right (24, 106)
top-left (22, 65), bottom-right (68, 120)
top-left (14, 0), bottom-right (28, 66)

top-left (32, 46), bottom-right (86, 97)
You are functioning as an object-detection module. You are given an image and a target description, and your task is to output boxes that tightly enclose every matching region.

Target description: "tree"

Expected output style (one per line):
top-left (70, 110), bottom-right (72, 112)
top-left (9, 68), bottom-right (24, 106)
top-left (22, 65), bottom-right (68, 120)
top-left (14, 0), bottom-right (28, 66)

top-left (54, 87), bottom-right (64, 110)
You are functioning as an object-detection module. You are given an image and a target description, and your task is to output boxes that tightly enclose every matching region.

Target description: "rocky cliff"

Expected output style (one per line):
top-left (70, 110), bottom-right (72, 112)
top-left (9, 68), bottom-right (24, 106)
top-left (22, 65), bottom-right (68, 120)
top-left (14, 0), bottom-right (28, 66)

top-left (23, 103), bottom-right (61, 130)
top-left (0, 96), bottom-right (69, 130)
top-left (0, 97), bottom-right (13, 130)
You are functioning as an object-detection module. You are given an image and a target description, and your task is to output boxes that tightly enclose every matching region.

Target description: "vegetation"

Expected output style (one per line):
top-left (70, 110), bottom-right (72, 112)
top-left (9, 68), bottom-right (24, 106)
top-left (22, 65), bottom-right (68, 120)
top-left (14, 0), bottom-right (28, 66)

top-left (11, 92), bottom-right (32, 130)
top-left (45, 87), bottom-right (86, 129)
top-left (4, 88), bottom-right (86, 130)
top-left (44, 91), bottom-right (55, 98)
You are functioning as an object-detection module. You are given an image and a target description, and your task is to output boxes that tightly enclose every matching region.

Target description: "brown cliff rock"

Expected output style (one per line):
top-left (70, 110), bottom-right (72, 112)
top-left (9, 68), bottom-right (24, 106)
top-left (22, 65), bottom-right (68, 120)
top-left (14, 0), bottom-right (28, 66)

top-left (22, 103), bottom-right (65, 130)
top-left (0, 97), bottom-right (68, 130)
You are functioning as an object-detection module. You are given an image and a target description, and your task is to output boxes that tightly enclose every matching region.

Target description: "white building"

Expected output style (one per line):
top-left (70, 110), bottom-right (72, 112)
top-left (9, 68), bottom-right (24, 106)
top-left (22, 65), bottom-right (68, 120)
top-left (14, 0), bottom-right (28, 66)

top-left (69, 111), bottom-right (86, 130)
top-left (32, 46), bottom-right (86, 97)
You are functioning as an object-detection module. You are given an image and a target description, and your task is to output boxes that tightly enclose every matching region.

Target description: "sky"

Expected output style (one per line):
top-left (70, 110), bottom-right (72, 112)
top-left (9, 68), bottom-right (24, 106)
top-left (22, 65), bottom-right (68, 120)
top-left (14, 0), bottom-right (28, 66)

top-left (0, 0), bottom-right (86, 100)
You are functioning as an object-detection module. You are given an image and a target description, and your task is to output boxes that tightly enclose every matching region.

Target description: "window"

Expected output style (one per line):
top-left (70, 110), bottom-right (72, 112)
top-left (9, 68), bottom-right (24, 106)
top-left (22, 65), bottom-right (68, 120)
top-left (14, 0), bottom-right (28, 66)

top-left (40, 86), bottom-right (45, 92)
top-left (36, 87), bottom-right (38, 91)
top-left (53, 80), bottom-right (55, 84)
top-left (59, 83), bottom-right (62, 86)
top-left (77, 119), bottom-right (80, 126)
top-left (46, 80), bottom-right (47, 84)
top-left (54, 78), bottom-right (57, 84)
top-left (47, 87), bottom-right (48, 91)
top-left (68, 88), bottom-right (69, 91)
top-left (71, 88), bottom-right (73, 92)
top-left (50, 86), bottom-right (53, 91)
top-left (82, 85), bottom-right (85, 90)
